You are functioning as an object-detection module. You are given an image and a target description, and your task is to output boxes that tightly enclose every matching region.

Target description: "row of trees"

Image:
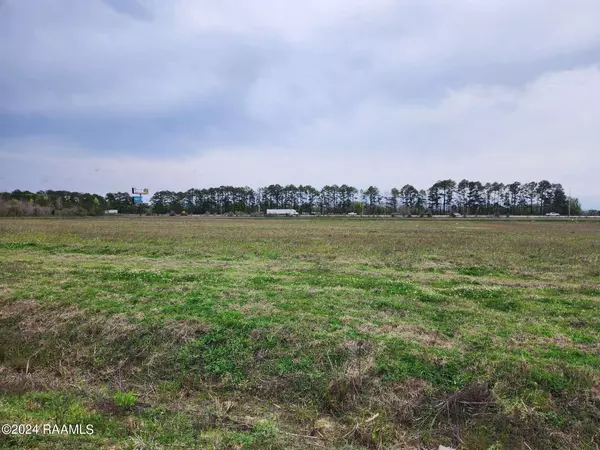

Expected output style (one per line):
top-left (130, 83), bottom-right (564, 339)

top-left (148, 180), bottom-right (581, 216)
top-left (0, 190), bottom-right (141, 216)
top-left (0, 180), bottom-right (587, 217)
top-left (424, 179), bottom-right (577, 216)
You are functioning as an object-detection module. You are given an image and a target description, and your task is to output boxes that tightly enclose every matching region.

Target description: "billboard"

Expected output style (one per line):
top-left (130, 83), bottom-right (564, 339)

top-left (132, 188), bottom-right (149, 195)
top-left (131, 195), bottom-right (144, 204)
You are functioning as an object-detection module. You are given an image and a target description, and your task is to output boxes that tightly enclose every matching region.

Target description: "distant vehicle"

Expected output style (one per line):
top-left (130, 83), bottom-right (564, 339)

top-left (104, 209), bottom-right (118, 214)
top-left (348, 212), bottom-right (357, 216)
top-left (545, 212), bottom-right (560, 216)
top-left (266, 209), bottom-right (298, 216)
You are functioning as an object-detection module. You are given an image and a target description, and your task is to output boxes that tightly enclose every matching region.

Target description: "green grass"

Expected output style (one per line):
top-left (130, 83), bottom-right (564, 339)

top-left (0, 217), bottom-right (599, 449)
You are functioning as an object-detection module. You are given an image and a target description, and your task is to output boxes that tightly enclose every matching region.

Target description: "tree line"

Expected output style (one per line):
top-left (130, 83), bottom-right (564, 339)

top-left (149, 180), bottom-right (582, 216)
top-left (0, 190), bottom-right (137, 216)
top-left (0, 180), bottom-right (590, 217)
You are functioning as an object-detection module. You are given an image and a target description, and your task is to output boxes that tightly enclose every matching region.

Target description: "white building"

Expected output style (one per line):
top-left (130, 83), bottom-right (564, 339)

top-left (266, 209), bottom-right (298, 216)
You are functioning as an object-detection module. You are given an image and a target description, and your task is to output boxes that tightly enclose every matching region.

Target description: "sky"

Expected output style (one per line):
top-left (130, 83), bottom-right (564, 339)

top-left (1, 0), bottom-right (599, 208)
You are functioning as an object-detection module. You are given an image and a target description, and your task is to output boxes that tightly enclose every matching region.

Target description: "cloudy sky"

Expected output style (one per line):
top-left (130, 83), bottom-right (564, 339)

top-left (1, 0), bottom-right (599, 207)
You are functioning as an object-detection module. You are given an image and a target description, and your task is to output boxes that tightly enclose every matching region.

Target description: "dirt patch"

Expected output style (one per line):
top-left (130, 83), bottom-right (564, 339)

top-left (546, 334), bottom-right (571, 347)
top-left (376, 378), bottom-right (432, 424)
top-left (376, 323), bottom-right (454, 349)
top-left (164, 319), bottom-right (211, 344)
top-left (17, 305), bottom-right (81, 335)
top-left (342, 339), bottom-right (374, 356)
top-left (90, 398), bottom-right (121, 415)
top-left (0, 299), bottom-right (37, 319)
top-left (432, 382), bottom-right (494, 425)
top-left (96, 313), bottom-right (141, 342)
top-left (228, 299), bottom-right (275, 314)
top-left (591, 378), bottom-right (600, 401)
top-left (326, 340), bottom-right (377, 411)
top-left (0, 367), bottom-right (61, 394)
top-left (356, 322), bottom-right (378, 334)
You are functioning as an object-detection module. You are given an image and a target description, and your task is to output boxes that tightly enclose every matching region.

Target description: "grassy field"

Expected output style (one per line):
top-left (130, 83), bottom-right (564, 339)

top-left (1, 217), bottom-right (599, 449)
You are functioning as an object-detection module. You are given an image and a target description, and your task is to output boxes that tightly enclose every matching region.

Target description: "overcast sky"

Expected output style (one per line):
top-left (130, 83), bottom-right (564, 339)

top-left (1, 0), bottom-right (599, 207)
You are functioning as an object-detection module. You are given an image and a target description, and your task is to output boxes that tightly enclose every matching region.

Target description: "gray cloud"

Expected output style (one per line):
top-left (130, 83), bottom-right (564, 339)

top-left (0, 0), bottom-right (599, 207)
top-left (100, 0), bottom-right (152, 20)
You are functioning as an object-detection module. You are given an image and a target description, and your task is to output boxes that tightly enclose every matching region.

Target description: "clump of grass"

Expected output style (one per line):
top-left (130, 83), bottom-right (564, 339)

top-left (456, 265), bottom-right (506, 276)
top-left (113, 391), bottom-right (136, 410)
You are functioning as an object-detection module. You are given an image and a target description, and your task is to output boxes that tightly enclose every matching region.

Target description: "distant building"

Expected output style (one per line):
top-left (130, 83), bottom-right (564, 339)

top-left (266, 209), bottom-right (298, 216)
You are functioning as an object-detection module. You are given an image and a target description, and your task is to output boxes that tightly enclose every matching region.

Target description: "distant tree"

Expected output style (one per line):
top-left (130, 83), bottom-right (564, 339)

top-left (389, 187), bottom-right (400, 213)
top-left (523, 182), bottom-right (538, 215)
top-left (399, 185), bottom-right (419, 212)
top-left (437, 179), bottom-right (456, 214)
top-left (536, 180), bottom-right (553, 215)
top-left (467, 181), bottom-right (484, 215)
top-left (416, 190), bottom-right (427, 213)
top-left (427, 183), bottom-right (441, 213)
top-left (550, 184), bottom-right (568, 214)
top-left (507, 182), bottom-right (521, 215)
top-left (568, 197), bottom-right (582, 216)
top-left (456, 179), bottom-right (469, 214)
top-left (339, 185), bottom-right (358, 213)
top-left (361, 186), bottom-right (381, 215)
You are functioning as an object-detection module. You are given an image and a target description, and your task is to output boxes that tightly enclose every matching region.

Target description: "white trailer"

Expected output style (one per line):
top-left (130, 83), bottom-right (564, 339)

top-left (266, 209), bottom-right (298, 216)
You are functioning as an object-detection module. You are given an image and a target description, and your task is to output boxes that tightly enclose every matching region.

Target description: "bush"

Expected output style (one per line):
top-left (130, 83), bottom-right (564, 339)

top-left (0, 199), bottom-right (54, 217)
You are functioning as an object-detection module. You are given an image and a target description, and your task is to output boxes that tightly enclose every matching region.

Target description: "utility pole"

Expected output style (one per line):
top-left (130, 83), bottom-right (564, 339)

top-left (568, 187), bottom-right (571, 218)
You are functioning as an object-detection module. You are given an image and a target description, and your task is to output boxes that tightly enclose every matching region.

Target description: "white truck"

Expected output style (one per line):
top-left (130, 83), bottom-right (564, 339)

top-left (266, 209), bottom-right (298, 216)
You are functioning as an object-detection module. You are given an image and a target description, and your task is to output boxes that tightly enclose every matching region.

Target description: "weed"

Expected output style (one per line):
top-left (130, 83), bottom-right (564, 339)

top-left (113, 391), bottom-right (136, 409)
